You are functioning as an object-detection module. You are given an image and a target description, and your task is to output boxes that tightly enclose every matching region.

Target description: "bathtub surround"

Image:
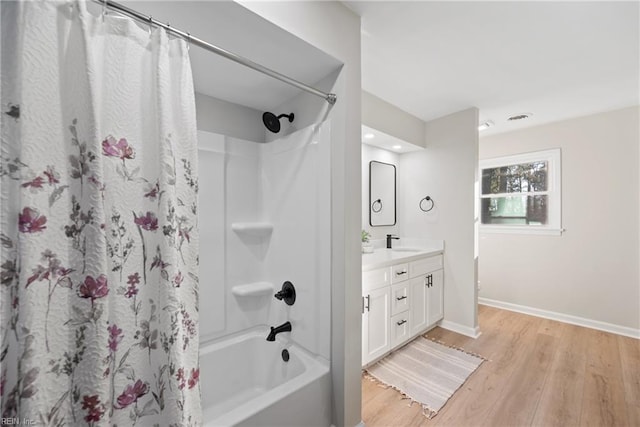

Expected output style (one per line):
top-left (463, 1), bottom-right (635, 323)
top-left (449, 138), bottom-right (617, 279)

top-left (185, 3), bottom-right (355, 423)
top-left (196, 123), bottom-right (333, 425)
top-left (237, 5), bottom-right (363, 426)
top-left (198, 122), bottom-right (331, 352)
top-left (1, 1), bottom-right (200, 424)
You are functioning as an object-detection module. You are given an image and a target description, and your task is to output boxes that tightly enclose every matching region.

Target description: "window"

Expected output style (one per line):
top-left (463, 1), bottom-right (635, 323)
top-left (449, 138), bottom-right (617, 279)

top-left (479, 149), bottom-right (562, 235)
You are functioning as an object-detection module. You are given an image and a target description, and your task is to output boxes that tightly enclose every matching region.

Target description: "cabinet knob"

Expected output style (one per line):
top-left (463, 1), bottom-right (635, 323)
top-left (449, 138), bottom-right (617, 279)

top-left (396, 270), bottom-right (407, 276)
top-left (396, 295), bottom-right (407, 301)
top-left (396, 319), bottom-right (407, 326)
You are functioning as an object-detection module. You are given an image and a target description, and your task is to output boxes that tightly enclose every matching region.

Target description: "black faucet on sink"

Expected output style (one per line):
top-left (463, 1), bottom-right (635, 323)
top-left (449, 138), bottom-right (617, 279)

top-left (386, 234), bottom-right (400, 249)
top-left (266, 321), bottom-right (292, 341)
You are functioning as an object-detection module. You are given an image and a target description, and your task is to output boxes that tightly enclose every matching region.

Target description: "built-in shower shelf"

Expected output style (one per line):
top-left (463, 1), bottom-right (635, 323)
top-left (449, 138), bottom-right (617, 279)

top-left (231, 222), bottom-right (274, 237)
top-left (231, 282), bottom-right (274, 297)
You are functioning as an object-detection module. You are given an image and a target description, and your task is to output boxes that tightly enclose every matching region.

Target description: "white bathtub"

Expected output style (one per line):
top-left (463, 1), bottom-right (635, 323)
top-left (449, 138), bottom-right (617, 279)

top-left (201, 328), bottom-right (331, 427)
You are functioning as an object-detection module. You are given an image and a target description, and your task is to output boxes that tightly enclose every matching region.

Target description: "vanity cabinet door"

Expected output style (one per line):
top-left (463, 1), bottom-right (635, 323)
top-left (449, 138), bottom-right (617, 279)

top-left (362, 287), bottom-right (390, 365)
top-left (410, 276), bottom-right (427, 336)
top-left (411, 269), bottom-right (444, 336)
top-left (427, 269), bottom-right (444, 325)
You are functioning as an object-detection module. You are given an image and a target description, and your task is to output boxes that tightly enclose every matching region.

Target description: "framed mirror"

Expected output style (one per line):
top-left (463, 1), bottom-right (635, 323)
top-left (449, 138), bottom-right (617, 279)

top-left (369, 160), bottom-right (396, 226)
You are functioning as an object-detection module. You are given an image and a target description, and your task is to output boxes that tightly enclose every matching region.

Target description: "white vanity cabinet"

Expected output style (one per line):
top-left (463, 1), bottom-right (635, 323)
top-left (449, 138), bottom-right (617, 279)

top-left (362, 250), bottom-right (444, 367)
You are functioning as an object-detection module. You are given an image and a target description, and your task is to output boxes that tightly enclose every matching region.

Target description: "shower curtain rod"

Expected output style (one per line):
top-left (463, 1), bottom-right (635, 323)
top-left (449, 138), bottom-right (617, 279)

top-left (92, 0), bottom-right (338, 105)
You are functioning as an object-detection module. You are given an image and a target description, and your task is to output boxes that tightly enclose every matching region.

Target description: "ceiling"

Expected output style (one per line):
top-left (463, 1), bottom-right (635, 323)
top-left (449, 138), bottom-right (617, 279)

top-left (121, 1), bottom-right (341, 111)
top-left (345, 1), bottom-right (640, 136)
top-left (362, 125), bottom-right (423, 153)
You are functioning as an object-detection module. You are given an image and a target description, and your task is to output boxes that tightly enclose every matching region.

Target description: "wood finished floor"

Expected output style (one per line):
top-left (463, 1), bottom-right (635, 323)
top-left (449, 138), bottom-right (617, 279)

top-left (362, 305), bottom-right (640, 427)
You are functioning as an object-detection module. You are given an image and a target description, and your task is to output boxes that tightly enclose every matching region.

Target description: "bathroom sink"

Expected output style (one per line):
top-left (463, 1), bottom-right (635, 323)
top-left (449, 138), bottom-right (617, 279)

top-left (392, 247), bottom-right (423, 253)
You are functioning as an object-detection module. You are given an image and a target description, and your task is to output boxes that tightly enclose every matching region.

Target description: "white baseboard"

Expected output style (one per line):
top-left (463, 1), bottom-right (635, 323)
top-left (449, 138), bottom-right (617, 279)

top-left (438, 320), bottom-right (482, 339)
top-left (479, 297), bottom-right (640, 339)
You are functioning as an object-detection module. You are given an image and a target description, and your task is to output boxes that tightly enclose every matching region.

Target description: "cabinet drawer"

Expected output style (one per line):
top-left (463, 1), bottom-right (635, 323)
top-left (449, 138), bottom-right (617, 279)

top-left (363, 267), bottom-right (390, 292)
top-left (390, 282), bottom-right (410, 316)
top-left (390, 263), bottom-right (409, 284)
top-left (390, 312), bottom-right (411, 348)
top-left (409, 255), bottom-right (443, 278)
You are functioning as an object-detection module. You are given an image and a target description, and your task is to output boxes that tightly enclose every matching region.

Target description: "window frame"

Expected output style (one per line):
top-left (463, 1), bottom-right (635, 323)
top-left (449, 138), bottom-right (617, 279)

top-left (479, 148), bottom-right (562, 235)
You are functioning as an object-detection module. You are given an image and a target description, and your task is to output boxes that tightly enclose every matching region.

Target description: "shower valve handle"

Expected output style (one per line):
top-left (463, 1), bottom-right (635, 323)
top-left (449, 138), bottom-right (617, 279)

top-left (274, 281), bottom-right (296, 306)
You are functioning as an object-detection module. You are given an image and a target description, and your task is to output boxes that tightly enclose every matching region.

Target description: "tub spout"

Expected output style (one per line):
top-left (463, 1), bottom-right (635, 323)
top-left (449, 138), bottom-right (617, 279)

top-left (266, 321), bottom-right (292, 341)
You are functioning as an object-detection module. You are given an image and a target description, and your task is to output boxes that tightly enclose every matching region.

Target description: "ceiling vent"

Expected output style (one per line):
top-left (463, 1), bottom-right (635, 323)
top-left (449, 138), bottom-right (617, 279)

top-left (507, 113), bottom-right (533, 121)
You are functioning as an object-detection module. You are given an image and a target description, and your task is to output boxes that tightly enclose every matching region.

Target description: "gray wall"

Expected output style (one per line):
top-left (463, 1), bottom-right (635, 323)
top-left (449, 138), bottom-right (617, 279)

top-left (400, 107), bottom-right (480, 336)
top-left (362, 90), bottom-right (425, 148)
top-left (479, 106), bottom-right (640, 334)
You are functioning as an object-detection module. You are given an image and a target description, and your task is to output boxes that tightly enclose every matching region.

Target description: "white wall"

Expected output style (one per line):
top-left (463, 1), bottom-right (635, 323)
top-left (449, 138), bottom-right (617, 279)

top-left (362, 90), bottom-right (425, 148)
top-left (400, 108), bottom-right (480, 336)
top-left (238, 3), bottom-right (362, 427)
top-left (195, 93), bottom-right (265, 143)
top-left (265, 69), bottom-right (342, 143)
top-left (479, 106), bottom-right (640, 335)
top-left (362, 144), bottom-right (400, 240)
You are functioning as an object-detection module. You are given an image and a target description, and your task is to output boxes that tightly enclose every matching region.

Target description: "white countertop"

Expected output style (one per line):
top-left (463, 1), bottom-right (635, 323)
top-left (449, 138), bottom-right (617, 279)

top-left (362, 239), bottom-right (444, 271)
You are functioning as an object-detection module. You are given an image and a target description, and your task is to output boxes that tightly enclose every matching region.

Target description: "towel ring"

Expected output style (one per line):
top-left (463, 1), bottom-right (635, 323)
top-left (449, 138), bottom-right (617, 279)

top-left (419, 196), bottom-right (434, 212)
top-left (371, 199), bottom-right (382, 213)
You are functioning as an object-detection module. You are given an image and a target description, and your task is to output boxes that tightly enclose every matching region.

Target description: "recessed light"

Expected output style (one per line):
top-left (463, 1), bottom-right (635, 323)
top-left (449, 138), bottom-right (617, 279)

top-left (478, 120), bottom-right (494, 131)
top-left (392, 145), bottom-right (402, 150)
top-left (507, 113), bottom-right (533, 121)
top-left (363, 133), bottom-right (375, 139)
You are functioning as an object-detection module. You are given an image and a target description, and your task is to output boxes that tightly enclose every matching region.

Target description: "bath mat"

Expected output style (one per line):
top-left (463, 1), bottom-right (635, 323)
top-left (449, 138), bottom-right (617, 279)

top-left (365, 337), bottom-right (485, 418)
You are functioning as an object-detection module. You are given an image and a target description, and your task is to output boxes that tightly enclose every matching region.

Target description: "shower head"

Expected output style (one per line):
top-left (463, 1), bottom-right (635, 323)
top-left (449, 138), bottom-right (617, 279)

top-left (262, 111), bottom-right (294, 134)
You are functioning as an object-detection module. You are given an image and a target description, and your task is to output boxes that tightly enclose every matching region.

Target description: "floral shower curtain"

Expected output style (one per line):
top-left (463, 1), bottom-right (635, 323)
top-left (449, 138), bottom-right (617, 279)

top-left (1, 1), bottom-right (200, 425)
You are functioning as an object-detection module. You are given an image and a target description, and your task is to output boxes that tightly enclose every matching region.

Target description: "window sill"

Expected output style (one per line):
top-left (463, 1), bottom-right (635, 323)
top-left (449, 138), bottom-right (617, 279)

top-left (480, 226), bottom-right (564, 236)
